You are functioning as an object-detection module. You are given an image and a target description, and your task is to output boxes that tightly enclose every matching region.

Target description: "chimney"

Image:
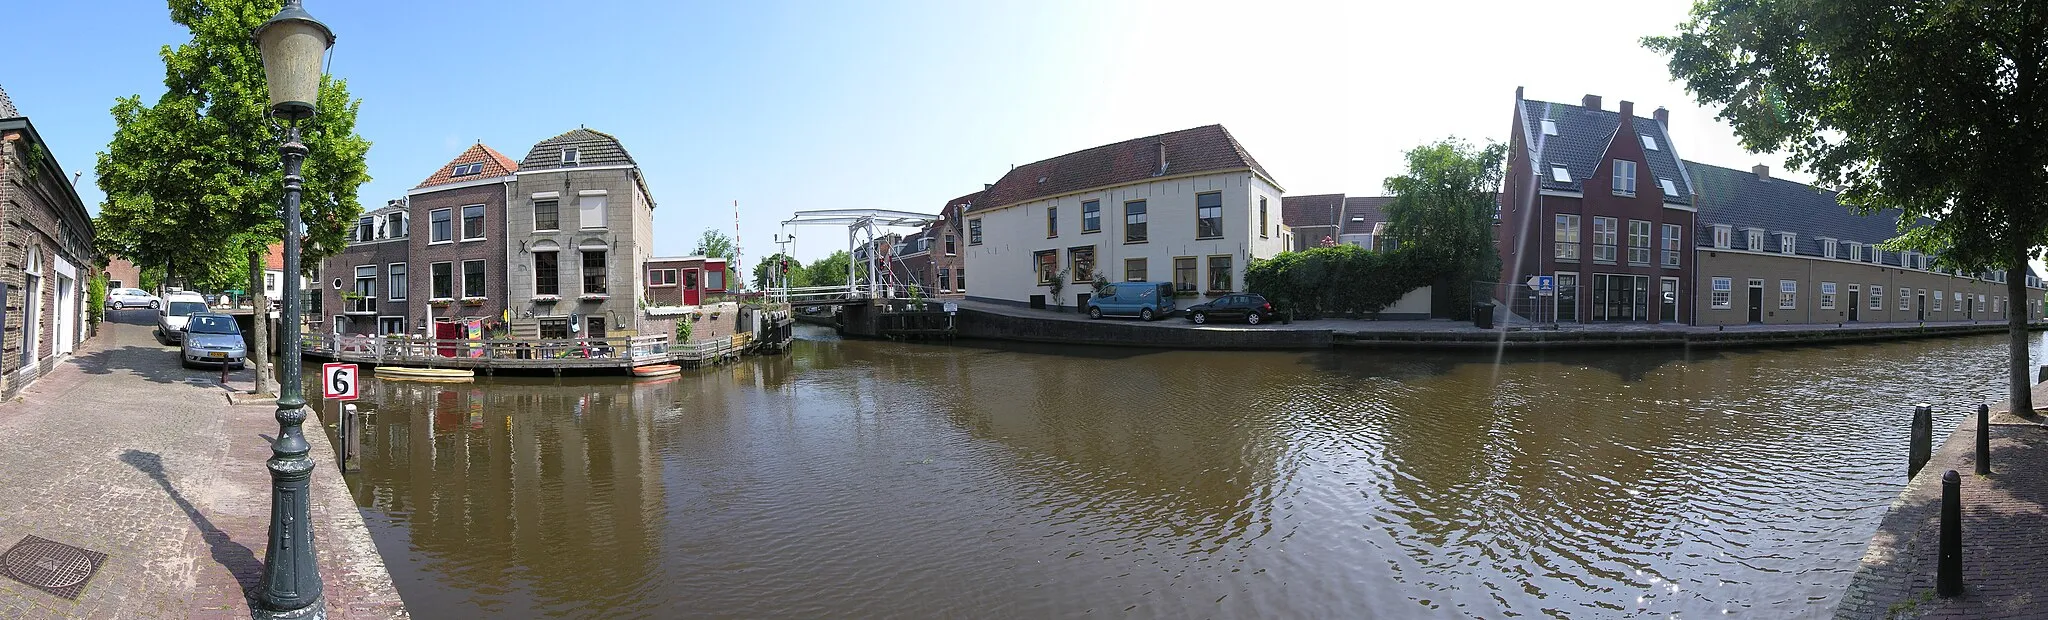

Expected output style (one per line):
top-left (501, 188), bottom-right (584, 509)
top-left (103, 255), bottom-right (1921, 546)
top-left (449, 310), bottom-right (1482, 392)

top-left (1618, 100), bottom-right (1634, 118)
top-left (983, 183), bottom-right (993, 191)
top-left (1753, 164), bottom-right (1772, 182)
top-left (1653, 106), bottom-right (1669, 126)
top-left (1155, 141), bottom-right (1169, 176)
top-left (1581, 94), bottom-right (1602, 110)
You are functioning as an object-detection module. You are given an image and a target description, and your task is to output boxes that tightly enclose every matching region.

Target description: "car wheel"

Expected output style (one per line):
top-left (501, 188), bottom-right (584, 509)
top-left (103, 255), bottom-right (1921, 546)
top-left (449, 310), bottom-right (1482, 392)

top-left (1140, 308), bottom-right (1155, 321)
top-left (113, 301), bottom-right (124, 310)
top-left (1089, 307), bottom-right (1103, 320)
top-left (149, 300), bottom-right (160, 309)
top-left (1247, 312), bottom-right (1263, 325)
top-left (1192, 312), bottom-right (1207, 325)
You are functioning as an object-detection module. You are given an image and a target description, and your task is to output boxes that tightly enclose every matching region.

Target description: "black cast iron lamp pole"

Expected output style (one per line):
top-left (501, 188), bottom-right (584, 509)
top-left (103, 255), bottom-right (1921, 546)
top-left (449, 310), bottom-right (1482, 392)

top-left (253, 1), bottom-right (334, 618)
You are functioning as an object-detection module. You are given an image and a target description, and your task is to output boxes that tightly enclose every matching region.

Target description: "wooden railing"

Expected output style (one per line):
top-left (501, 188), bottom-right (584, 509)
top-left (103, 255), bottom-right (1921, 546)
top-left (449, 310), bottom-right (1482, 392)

top-left (302, 333), bottom-right (671, 367)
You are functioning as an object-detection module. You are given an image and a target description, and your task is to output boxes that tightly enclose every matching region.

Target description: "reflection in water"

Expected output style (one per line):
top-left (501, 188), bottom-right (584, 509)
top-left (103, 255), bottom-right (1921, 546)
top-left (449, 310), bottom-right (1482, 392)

top-left (321, 327), bottom-right (2048, 618)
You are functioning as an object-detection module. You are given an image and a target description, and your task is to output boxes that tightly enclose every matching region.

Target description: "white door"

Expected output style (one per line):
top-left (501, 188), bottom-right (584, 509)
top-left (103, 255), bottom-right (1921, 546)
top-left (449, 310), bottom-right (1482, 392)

top-left (54, 275), bottom-right (74, 355)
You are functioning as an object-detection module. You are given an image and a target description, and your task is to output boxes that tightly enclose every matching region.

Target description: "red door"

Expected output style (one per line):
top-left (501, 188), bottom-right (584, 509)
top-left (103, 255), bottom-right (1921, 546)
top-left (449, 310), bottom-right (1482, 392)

top-left (683, 269), bottom-right (701, 305)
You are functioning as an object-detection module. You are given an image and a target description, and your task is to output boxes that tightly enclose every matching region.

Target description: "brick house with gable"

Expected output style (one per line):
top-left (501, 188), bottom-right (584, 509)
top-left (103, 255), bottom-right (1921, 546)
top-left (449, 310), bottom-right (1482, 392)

top-left (411, 143), bottom-right (517, 332)
top-left (0, 84), bottom-right (97, 397)
top-left (1498, 89), bottom-right (1697, 323)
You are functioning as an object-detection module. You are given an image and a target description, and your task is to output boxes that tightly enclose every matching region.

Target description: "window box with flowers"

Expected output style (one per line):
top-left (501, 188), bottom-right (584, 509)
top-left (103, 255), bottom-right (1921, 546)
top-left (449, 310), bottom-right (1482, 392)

top-left (428, 298), bottom-right (454, 308)
top-left (532, 295), bottom-right (561, 303)
top-left (580, 293), bottom-right (610, 302)
top-left (461, 297), bottom-right (487, 306)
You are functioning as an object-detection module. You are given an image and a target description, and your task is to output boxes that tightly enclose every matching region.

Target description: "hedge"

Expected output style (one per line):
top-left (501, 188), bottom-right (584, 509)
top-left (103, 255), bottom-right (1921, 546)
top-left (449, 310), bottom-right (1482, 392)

top-left (1244, 246), bottom-right (1436, 319)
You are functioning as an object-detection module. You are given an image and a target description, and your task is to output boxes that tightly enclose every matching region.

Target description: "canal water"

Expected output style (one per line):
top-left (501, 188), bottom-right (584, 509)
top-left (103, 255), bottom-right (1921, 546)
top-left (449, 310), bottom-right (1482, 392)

top-left (315, 326), bottom-right (2047, 618)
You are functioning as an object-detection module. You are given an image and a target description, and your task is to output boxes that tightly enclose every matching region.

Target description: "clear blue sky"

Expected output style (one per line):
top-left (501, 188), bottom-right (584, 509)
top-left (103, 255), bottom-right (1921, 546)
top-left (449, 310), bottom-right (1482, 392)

top-left (6, 0), bottom-right (1814, 267)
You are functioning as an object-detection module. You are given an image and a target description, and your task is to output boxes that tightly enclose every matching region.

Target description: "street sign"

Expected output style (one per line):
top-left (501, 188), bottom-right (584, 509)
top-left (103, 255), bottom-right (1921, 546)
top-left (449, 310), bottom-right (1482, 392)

top-left (943, 302), bottom-right (958, 314)
top-left (1526, 275), bottom-right (1554, 291)
top-left (322, 363), bottom-right (359, 401)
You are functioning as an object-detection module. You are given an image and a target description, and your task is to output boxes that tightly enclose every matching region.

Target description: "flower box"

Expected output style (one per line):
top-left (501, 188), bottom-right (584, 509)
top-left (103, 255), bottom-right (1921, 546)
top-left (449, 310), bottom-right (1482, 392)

top-left (428, 298), bottom-right (453, 307)
top-left (580, 294), bottom-right (610, 301)
top-left (461, 297), bottom-right (487, 306)
top-left (533, 295), bottom-right (560, 303)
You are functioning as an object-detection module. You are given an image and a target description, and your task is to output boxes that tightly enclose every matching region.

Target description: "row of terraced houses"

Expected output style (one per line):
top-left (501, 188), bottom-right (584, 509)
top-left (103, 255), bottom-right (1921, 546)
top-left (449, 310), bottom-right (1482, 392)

top-left (896, 89), bottom-right (2046, 325)
top-left (316, 129), bottom-right (728, 340)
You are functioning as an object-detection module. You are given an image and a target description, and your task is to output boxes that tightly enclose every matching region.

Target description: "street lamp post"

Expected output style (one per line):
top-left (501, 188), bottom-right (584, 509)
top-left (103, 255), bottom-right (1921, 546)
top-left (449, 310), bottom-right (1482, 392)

top-left (253, 1), bottom-right (334, 618)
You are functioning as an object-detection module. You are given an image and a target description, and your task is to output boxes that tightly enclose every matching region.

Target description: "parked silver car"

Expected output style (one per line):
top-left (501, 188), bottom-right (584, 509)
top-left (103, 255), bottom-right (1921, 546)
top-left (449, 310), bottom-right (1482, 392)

top-left (156, 294), bottom-right (211, 344)
top-left (179, 313), bottom-right (246, 369)
top-left (106, 287), bottom-right (161, 310)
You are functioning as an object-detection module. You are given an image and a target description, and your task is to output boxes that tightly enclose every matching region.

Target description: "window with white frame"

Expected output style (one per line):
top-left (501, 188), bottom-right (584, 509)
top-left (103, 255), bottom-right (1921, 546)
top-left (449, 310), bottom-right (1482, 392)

top-left (1900, 287), bottom-right (1911, 311)
top-left (1933, 290), bottom-right (1944, 312)
top-left (1747, 228), bottom-right (1764, 251)
top-left (1871, 285), bottom-right (1883, 310)
top-left (462, 204), bottom-right (486, 240)
top-left (1870, 247), bottom-right (1883, 264)
top-left (1627, 220), bottom-right (1651, 265)
top-left (1711, 277), bottom-right (1732, 309)
top-left (1955, 291), bottom-right (1963, 312)
top-left (1779, 233), bottom-right (1796, 254)
top-left (1612, 160), bottom-right (1637, 196)
top-left (429, 208), bottom-right (453, 243)
top-left (1592, 216), bottom-right (1618, 263)
top-left (1660, 178), bottom-right (1679, 197)
top-left (1821, 238), bottom-right (1837, 259)
top-left (1978, 294), bottom-right (1986, 312)
top-left (1554, 214), bottom-right (1580, 260)
top-left (579, 193), bottom-right (607, 229)
top-left (1847, 243), bottom-right (1862, 262)
top-left (462, 260), bottom-right (486, 298)
top-left (1661, 224), bottom-right (1681, 267)
top-left (1713, 225), bottom-right (1731, 249)
top-left (1551, 165), bottom-right (1571, 183)
top-left (1780, 279), bottom-right (1798, 309)
top-left (388, 264), bottom-right (406, 301)
top-left (1641, 134), bottom-right (1660, 151)
top-left (1542, 119), bottom-right (1558, 135)
top-left (1821, 282), bottom-right (1837, 309)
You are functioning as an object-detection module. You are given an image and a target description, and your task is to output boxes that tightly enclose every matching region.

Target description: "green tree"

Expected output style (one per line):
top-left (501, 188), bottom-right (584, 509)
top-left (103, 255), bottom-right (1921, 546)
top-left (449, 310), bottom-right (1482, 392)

top-left (96, 0), bottom-right (372, 296)
top-left (806, 250), bottom-right (852, 287)
top-left (753, 252), bottom-right (809, 289)
top-left (1647, 1), bottom-right (2048, 418)
top-left (694, 228), bottom-right (738, 262)
top-left (1381, 138), bottom-right (1506, 318)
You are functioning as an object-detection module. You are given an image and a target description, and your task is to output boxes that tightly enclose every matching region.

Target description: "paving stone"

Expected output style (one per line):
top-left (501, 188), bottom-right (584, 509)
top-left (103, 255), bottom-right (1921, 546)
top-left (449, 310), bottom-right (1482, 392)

top-left (0, 315), bottom-right (405, 618)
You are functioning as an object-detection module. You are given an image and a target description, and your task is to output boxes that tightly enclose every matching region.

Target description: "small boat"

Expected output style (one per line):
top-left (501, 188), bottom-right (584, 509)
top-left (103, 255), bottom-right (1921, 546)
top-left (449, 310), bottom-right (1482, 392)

top-left (373, 366), bottom-right (475, 382)
top-left (631, 364), bottom-right (682, 378)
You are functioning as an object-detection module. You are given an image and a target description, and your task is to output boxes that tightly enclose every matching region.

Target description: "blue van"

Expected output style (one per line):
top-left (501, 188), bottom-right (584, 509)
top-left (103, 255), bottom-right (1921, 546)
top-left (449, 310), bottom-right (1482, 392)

top-left (1087, 282), bottom-right (1177, 321)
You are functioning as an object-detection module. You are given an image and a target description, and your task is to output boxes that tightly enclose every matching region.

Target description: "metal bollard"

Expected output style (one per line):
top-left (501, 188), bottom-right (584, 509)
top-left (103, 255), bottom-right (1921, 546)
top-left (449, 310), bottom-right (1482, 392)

top-left (339, 403), bottom-right (359, 473)
top-left (1910, 404), bottom-right (1934, 479)
top-left (2038, 364), bottom-right (2047, 384)
top-left (1977, 403), bottom-right (1991, 475)
top-left (1938, 470), bottom-right (1963, 598)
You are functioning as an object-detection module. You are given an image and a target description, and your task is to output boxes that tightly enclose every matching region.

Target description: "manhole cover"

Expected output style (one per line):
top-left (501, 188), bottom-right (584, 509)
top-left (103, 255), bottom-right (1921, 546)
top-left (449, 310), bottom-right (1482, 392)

top-left (0, 535), bottom-right (107, 600)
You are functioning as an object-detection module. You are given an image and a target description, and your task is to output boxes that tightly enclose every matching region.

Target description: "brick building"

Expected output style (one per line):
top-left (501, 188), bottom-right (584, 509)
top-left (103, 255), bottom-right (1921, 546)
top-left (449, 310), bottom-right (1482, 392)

top-left (643, 256), bottom-right (728, 307)
top-left (102, 256), bottom-right (142, 291)
top-left (0, 85), bottom-right (97, 397)
top-left (411, 144), bottom-right (517, 332)
top-left (318, 201), bottom-right (412, 335)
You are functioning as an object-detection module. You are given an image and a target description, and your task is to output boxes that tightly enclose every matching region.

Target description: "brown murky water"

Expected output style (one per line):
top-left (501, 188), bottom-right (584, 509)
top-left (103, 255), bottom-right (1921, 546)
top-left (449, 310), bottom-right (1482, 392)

top-left (315, 326), bottom-right (2044, 618)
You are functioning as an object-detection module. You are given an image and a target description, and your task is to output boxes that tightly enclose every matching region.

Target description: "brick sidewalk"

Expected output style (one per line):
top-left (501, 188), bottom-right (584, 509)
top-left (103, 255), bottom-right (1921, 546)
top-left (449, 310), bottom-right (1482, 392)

top-left (0, 312), bottom-right (405, 619)
top-left (1834, 391), bottom-right (2048, 619)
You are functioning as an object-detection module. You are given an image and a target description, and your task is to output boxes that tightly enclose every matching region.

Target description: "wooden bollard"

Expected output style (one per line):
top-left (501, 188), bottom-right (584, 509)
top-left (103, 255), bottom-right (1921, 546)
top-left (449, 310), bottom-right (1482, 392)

top-left (1977, 403), bottom-right (1991, 475)
top-left (1938, 470), bottom-right (1963, 598)
top-left (1910, 404), bottom-right (1933, 479)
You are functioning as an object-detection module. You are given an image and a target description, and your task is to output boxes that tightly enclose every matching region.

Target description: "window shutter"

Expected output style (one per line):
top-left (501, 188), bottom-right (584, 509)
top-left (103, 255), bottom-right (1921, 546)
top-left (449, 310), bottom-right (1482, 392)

top-left (580, 195), bottom-right (607, 229)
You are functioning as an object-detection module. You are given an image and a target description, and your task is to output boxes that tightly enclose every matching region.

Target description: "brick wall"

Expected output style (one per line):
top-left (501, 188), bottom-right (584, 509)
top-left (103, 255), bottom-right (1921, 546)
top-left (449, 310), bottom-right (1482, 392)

top-left (0, 126), bottom-right (96, 395)
top-left (411, 181), bottom-right (510, 327)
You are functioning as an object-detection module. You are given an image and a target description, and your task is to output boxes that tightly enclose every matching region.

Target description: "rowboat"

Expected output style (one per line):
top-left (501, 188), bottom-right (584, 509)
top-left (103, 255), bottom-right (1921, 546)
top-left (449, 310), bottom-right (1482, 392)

top-left (631, 364), bottom-right (682, 378)
top-left (372, 366), bottom-right (475, 382)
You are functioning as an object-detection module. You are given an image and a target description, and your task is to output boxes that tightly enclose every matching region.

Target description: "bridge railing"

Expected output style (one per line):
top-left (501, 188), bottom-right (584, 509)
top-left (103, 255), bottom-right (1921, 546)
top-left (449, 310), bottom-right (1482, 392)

top-left (769, 283), bottom-right (929, 304)
top-left (302, 333), bottom-right (671, 365)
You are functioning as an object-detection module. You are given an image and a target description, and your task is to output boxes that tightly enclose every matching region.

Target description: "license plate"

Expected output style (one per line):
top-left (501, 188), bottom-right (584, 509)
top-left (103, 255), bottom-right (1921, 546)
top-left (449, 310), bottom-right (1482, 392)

top-left (208, 352), bottom-right (227, 358)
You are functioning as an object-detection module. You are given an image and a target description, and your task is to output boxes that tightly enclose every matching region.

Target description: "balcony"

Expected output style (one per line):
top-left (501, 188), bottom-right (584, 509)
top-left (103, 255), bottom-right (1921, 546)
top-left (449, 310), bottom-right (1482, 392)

top-left (343, 295), bottom-right (377, 315)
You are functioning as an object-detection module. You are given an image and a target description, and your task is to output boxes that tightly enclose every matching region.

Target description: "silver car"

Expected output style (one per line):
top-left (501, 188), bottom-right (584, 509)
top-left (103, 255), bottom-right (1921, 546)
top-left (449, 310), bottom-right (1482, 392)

top-left (107, 288), bottom-right (161, 310)
top-left (179, 313), bottom-right (247, 369)
top-left (156, 295), bottom-right (210, 344)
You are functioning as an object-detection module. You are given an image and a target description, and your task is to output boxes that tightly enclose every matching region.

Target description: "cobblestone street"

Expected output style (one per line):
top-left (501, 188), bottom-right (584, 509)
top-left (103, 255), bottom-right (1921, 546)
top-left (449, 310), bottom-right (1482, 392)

top-left (1835, 387), bottom-right (2048, 619)
top-left (0, 311), bottom-right (404, 619)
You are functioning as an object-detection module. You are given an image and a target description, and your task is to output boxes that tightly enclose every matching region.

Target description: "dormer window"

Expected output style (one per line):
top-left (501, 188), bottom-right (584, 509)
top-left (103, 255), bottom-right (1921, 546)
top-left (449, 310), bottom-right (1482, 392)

top-left (1541, 119), bottom-right (1558, 136)
top-left (1550, 164), bottom-right (1571, 183)
top-left (1713, 224), bottom-right (1731, 249)
top-left (562, 147), bottom-right (580, 165)
top-left (1820, 238), bottom-right (1837, 259)
top-left (451, 162), bottom-right (483, 177)
top-left (1746, 228), bottom-right (1764, 251)
top-left (1660, 178), bottom-right (1679, 197)
top-left (1779, 232), bottom-right (1796, 254)
top-left (1612, 160), bottom-right (1637, 196)
top-left (1846, 242), bottom-right (1862, 262)
top-left (1641, 135), bottom-right (1660, 151)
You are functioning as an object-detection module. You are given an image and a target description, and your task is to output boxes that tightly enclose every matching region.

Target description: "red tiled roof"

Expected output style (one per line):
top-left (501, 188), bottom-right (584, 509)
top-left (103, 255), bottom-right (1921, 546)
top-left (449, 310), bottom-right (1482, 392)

top-left (971, 125), bottom-right (1276, 212)
top-left (1281, 193), bottom-right (1345, 228)
top-left (414, 143), bottom-right (519, 189)
top-left (264, 243), bottom-right (285, 271)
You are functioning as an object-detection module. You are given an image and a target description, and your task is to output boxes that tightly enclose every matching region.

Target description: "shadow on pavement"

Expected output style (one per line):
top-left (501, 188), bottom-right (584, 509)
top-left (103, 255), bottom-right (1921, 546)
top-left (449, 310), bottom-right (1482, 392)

top-left (120, 449), bottom-right (263, 598)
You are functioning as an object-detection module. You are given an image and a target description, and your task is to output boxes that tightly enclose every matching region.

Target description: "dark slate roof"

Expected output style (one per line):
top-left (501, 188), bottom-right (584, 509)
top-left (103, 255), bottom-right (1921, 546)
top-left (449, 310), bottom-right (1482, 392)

top-left (416, 143), bottom-right (518, 189)
top-left (1521, 98), bottom-right (1693, 206)
top-left (519, 128), bottom-right (639, 171)
top-left (971, 125), bottom-right (1275, 212)
top-left (1340, 197), bottom-right (1393, 235)
top-left (1281, 193), bottom-right (1345, 228)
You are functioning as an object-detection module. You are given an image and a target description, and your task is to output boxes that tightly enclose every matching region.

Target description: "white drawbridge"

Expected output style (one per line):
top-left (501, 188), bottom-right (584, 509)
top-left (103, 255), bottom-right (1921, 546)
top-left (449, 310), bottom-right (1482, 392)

top-left (771, 209), bottom-right (939, 305)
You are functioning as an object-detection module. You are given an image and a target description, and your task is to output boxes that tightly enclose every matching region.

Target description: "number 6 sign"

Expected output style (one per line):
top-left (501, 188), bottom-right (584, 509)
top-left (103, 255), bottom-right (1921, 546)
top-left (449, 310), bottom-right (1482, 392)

top-left (323, 363), bottom-right (359, 401)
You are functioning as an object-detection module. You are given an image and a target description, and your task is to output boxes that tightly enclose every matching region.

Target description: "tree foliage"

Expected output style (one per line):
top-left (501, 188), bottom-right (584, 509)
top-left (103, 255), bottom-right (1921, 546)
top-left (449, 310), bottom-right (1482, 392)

top-left (1646, 0), bottom-right (2048, 417)
top-left (694, 228), bottom-right (738, 262)
top-left (752, 252), bottom-right (809, 289)
top-left (806, 250), bottom-right (852, 287)
top-left (95, 0), bottom-right (371, 291)
top-left (1381, 138), bottom-right (1507, 318)
top-left (1245, 246), bottom-right (1435, 319)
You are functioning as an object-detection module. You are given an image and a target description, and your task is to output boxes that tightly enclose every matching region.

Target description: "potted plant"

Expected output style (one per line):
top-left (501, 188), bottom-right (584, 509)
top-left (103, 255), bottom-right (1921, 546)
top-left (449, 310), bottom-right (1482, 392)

top-left (1046, 269), bottom-right (1069, 312)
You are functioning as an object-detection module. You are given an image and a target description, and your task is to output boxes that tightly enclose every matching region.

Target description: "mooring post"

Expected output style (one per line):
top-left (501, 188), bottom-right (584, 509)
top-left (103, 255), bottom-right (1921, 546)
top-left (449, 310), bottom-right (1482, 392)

top-left (1910, 404), bottom-right (1933, 479)
top-left (2038, 364), bottom-right (2047, 384)
top-left (1938, 470), bottom-right (1963, 598)
top-left (1976, 403), bottom-right (1991, 475)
